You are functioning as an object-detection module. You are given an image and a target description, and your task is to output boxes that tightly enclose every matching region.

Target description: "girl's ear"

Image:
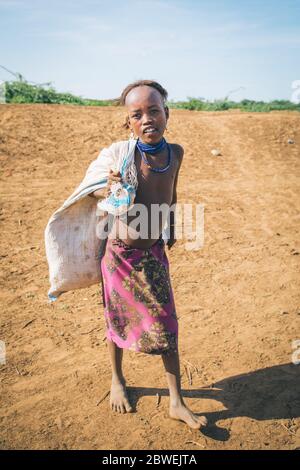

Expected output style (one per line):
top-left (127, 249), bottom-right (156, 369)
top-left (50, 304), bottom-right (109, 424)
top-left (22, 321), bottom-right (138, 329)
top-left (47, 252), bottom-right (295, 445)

top-left (164, 105), bottom-right (169, 120)
top-left (123, 115), bottom-right (130, 129)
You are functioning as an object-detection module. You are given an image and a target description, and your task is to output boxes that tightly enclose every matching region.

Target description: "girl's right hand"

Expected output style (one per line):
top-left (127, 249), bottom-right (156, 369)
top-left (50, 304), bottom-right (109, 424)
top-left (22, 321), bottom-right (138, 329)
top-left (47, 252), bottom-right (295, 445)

top-left (104, 169), bottom-right (122, 198)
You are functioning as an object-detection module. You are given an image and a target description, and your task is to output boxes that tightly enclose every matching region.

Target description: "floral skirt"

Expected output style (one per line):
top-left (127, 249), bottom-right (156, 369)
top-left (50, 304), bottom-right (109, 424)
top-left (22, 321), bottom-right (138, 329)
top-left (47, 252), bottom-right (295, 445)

top-left (100, 236), bottom-right (178, 355)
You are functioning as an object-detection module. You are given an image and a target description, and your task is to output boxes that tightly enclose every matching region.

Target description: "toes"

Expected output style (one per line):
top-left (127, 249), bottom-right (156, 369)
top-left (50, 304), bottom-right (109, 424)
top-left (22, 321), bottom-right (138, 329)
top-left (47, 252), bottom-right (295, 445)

top-left (112, 403), bottom-right (118, 413)
top-left (190, 416), bottom-right (202, 429)
top-left (110, 401), bottom-right (131, 413)
top-left (184, 412), bottom-right (203, 429)
top-left (191, 422), bottom-right (202, 429)
top-left (196, 415), bottom-right (208, 427)
top-left (124, 399), bottom-right (133, 412)
top-left (125, 403), bottom-right (133, 413)
top-left (180, 414), bottom-right (200, 429)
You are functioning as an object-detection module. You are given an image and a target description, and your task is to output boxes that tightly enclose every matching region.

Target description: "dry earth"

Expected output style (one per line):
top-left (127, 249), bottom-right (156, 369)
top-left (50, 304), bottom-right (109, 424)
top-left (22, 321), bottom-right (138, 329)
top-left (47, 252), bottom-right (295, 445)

top-left (0, 104), bottom-right (299, 450)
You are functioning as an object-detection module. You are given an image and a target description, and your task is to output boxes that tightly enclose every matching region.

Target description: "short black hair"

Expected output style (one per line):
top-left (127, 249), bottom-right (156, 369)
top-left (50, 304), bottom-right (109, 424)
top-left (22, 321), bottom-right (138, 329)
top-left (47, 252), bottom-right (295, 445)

top-left (119, 79), bottom-right (168, 105)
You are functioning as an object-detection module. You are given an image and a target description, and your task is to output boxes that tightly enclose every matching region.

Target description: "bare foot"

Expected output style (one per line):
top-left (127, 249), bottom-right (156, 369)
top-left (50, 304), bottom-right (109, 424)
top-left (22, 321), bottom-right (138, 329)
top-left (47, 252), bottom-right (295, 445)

top-left (169, 401), bottom-right (208, 429)
top-left (110, 378), bottom-right (133, 414)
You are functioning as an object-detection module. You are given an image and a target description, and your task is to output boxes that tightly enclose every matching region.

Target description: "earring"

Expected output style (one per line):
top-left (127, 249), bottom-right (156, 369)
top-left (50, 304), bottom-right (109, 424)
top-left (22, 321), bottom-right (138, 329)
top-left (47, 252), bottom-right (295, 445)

top-left (130, 130), bottom-right (135, 140)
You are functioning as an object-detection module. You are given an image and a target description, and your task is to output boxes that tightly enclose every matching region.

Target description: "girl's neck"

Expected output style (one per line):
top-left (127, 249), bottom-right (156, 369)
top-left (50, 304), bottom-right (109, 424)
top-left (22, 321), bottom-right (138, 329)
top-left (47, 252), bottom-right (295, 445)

top-left (137, 137), bottom-right (167, 155)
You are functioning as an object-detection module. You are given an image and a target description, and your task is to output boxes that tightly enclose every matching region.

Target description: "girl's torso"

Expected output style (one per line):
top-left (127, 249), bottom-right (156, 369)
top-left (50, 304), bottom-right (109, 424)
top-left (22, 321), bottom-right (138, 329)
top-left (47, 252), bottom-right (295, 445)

top-left (111, 144), bottom-right (180, 249)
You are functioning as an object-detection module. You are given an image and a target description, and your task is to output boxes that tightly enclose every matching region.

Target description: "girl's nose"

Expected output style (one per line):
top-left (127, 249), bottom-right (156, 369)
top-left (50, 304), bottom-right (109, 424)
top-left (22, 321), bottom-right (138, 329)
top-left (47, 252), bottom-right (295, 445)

top-left (142, 114), bottom-right (154, 124)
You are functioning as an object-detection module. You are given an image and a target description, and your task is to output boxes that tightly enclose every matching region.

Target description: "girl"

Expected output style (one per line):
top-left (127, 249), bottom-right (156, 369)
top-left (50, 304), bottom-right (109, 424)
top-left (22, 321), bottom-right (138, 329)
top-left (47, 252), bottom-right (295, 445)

top-left (91, 80), bottom-right (207, 430)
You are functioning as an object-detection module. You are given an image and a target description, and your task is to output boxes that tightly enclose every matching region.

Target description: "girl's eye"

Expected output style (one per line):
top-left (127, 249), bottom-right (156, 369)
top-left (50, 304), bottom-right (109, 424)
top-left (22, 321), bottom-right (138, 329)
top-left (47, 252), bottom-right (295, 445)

top-left (132, 114), bottom-right (141, 119)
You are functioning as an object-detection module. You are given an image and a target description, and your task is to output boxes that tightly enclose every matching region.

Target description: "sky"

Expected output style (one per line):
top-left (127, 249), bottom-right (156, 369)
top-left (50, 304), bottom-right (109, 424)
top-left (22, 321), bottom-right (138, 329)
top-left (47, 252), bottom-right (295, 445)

top-left (0, 0), bottom-right (300, 102)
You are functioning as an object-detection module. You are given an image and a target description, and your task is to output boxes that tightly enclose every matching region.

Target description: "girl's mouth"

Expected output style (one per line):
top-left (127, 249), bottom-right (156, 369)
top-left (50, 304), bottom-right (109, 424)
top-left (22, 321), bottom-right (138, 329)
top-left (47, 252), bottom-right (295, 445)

top-left (143, 127), bottom-right (158, 135)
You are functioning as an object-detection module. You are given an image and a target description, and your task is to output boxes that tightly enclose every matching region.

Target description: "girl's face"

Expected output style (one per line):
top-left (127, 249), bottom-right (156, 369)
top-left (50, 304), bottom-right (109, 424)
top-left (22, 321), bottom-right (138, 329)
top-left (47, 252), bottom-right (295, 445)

top-left (125, 86), bottom-right (169, 144)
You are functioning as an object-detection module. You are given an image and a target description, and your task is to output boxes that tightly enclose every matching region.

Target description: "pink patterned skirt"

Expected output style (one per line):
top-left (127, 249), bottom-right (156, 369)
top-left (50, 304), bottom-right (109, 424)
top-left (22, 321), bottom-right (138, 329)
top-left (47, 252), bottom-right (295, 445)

top-left (100, 236), bottom-right (178, 355)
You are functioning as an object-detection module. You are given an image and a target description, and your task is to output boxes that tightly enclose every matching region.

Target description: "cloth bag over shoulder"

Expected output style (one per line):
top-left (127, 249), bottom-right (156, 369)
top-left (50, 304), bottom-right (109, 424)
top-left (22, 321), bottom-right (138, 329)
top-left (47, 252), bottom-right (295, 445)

top-left (44, 139), bottom-right (137, 301)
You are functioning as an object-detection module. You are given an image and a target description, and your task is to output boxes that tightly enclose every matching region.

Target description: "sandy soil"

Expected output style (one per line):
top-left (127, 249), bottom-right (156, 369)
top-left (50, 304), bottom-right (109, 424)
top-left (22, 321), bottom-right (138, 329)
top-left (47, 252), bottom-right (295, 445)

top-left (0, 104), bottom-right (299, 450)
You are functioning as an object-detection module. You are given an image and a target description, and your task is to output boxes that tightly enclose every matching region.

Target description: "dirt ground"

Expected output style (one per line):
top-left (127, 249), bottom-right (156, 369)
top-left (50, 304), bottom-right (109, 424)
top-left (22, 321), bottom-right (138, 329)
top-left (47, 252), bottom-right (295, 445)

top-left (0, 104), bottom-right (299, 450)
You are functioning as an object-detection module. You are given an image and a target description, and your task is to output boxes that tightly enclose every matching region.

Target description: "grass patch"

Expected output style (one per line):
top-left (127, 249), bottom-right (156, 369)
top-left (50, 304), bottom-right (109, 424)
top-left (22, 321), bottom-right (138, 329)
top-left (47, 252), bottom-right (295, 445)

top-left (2, 81), bottom-right (300, 112)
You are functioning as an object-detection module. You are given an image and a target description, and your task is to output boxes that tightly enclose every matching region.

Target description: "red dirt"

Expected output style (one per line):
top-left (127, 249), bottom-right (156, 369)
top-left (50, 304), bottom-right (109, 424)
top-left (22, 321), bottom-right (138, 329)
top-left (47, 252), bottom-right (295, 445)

top-left (0, 104), bottom-right (299, 450)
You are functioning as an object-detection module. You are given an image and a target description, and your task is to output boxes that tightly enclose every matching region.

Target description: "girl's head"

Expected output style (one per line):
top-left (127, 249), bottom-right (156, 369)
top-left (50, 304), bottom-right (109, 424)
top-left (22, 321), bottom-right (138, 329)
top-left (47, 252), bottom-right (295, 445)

top-left (119, 80), bottom-right (169, 144)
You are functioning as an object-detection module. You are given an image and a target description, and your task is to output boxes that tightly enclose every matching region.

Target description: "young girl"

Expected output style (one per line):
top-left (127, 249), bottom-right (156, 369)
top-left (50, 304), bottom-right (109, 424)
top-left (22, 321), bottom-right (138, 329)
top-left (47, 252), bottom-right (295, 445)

top-left (90, 80), bottom-right (207, 430)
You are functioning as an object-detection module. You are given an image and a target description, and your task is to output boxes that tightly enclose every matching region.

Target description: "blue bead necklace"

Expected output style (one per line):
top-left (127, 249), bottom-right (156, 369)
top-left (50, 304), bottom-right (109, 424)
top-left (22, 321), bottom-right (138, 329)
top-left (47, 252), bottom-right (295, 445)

top-left (137, 137), bottom-right (172, 173)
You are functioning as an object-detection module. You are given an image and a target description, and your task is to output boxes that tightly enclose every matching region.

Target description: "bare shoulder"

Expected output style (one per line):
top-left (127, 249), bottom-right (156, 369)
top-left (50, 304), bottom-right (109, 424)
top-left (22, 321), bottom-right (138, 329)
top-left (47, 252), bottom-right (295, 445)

top-left (170, 143), bottom-right (184, 166)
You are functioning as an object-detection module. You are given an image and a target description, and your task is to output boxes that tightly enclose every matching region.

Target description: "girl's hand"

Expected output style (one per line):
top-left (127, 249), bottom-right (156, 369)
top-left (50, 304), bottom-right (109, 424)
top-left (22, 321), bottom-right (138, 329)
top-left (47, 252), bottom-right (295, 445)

top-left (167, 236), bottom-right (176, 250)
top-left (104, 169), bottom-right (122, 198)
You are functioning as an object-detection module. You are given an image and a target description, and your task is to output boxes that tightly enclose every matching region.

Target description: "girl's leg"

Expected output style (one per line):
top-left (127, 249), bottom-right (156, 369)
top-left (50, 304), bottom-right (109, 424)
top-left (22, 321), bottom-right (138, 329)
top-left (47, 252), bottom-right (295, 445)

top-left (161, 349), bottom-right (207, 429)
top-left (107, 336), bottom-right (125, 382)
top-left (107, 338), bottom-right (133, 413)
top-left (101, 253), bottom-right (132, 414)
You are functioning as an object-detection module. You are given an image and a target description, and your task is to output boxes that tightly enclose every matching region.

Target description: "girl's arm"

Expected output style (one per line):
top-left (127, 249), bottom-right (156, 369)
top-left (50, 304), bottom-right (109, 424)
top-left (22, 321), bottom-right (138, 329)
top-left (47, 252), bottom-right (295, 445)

top-left (167, 145), bottom-right (184, 249)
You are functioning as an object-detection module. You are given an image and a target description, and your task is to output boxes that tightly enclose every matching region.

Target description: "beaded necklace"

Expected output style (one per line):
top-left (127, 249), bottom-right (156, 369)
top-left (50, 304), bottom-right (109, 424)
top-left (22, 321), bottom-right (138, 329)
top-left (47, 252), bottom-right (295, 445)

top-left (136, 137), bottom-right (172, 173)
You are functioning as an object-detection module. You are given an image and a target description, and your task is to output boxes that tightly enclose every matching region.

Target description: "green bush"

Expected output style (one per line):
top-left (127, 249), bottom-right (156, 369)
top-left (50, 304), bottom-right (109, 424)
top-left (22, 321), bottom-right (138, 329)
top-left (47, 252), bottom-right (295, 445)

top-left (4, 81), bottom-right (116, 106)
top-left (169, 96), bottom-right (300, 112)
top-left (3, 80), bottom-right (300, 112)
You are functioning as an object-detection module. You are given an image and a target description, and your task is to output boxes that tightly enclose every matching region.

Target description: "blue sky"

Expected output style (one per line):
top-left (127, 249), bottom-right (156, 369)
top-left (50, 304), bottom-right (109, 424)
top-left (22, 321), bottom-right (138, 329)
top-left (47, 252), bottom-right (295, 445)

top-left (0, 0), bottom-right (299, 101)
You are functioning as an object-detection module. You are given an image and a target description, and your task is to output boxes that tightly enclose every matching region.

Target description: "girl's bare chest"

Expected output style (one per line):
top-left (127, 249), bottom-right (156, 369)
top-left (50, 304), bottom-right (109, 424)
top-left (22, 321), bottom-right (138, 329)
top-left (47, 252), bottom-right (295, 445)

top-left (133, 149), bottom-right (178, 204)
